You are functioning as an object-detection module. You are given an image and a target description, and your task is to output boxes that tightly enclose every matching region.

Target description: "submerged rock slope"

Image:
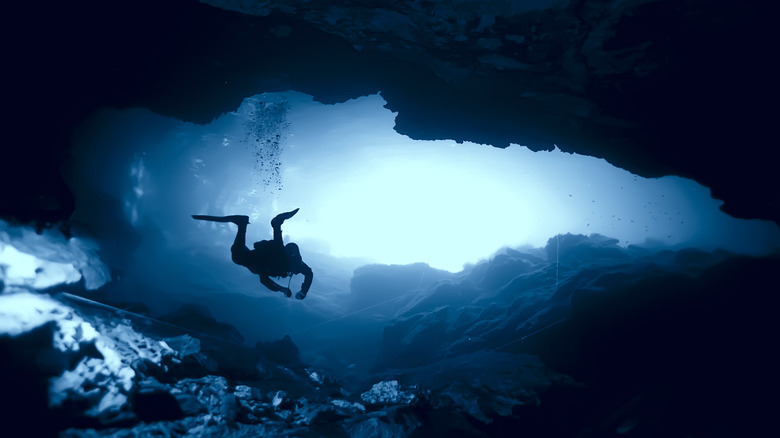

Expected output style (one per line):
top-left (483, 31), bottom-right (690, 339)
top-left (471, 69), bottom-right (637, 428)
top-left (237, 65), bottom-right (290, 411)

top-left (363, 235), bottom-right (779, 436)
top-left (2, 233), bottom-right (777, 437)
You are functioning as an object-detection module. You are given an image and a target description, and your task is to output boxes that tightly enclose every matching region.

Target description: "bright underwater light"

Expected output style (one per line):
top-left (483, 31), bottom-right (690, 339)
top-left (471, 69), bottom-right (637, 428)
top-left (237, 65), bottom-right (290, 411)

top-left (68, 92), bottom-right (780, 273)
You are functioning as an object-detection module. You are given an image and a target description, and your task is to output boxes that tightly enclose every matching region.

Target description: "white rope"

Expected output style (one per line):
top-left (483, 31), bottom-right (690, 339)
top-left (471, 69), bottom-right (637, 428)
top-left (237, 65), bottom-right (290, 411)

top-left (288, 266), bottom-right (431, 336)
top-left (416, 265), bottom-right (427, 291)
top-left (556, 233), bottom-right (560, 290)
top-left (289, 292), bottom-right (414, 336)
top-left (491, 317), bottom-right (567, 352)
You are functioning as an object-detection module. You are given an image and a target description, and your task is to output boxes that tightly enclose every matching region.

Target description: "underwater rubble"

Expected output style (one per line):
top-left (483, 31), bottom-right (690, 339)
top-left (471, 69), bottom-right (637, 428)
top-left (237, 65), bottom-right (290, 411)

top-left (0, 288), bottom-right (570, 437)
top-left (2, 232), bottom-right (779, 437)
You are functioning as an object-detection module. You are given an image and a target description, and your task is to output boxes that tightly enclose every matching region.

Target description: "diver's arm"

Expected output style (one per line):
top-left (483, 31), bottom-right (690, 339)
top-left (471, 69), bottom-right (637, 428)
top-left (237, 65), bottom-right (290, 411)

top-left (300, 262), bottom-right (313, 294)
top-left (260, 274), bottom-right (291, 296)
top-left (298, 262), bottom-right (313, 296)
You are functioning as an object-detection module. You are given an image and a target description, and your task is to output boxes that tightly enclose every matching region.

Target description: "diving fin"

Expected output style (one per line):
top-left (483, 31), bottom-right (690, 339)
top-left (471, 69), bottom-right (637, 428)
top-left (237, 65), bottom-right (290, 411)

top-left (192, 215), bottom-right (249, 225)
top-left (271, 208), bottom-right (300, 228)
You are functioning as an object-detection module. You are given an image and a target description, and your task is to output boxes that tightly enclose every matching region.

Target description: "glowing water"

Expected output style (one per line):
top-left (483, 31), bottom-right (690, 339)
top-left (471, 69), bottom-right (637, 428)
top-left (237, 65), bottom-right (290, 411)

top-left (68, 92), bottom-right (780, 273)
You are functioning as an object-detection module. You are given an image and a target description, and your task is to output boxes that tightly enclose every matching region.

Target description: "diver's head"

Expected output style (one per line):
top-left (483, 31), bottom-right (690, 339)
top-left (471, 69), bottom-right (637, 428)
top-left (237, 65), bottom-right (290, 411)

top-left (284, 243), bottom-right (303, 272)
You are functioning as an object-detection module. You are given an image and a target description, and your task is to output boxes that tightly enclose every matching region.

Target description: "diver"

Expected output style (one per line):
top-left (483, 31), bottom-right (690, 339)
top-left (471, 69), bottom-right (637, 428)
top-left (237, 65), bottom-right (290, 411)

top-left (192, 208), bottom-right (313, 299)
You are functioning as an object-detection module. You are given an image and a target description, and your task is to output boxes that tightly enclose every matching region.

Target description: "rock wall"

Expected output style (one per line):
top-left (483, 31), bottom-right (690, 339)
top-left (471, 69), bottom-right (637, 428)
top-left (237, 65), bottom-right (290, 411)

top-left (3, 0), bottom-right (778, 228)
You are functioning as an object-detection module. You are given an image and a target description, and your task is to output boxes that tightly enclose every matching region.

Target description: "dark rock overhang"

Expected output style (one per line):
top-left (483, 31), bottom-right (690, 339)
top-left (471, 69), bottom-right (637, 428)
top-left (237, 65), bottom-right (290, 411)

top-left (3, 0), bottom-right (777, 227)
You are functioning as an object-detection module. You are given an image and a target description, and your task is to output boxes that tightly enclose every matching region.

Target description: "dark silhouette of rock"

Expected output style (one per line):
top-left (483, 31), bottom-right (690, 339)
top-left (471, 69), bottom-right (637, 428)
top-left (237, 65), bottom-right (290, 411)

top-left (132, 379), bottom-right (184, 422)
top-left (4, 0), bottom-right (777, 230)
top-left (255, 334), bottom-right (301, 366)
top-left (158, 303), bottom-right (244, 344)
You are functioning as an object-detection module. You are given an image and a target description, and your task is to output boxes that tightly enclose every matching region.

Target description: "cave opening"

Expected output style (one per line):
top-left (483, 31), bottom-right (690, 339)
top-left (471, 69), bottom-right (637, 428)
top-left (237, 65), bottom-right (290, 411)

top-left (2, 0), bottom-right (779, 434)
top-left (4, 87), bottom-right (778, 370)
top-left (64, 90), bottom-right (780, 276)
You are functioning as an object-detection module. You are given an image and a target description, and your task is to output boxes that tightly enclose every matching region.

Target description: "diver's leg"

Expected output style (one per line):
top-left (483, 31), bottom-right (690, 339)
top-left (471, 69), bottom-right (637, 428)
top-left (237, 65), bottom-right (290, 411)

top-left (232, 222), bottom-right (248, 248)
top-left (210, 216), bottom-right (250, 265)
top-left (231, 221), bottom-right (252, 265)
top-left (191, 214), bottom-right (251, 265)
top-left (270, 208), bottom-right (299, 245)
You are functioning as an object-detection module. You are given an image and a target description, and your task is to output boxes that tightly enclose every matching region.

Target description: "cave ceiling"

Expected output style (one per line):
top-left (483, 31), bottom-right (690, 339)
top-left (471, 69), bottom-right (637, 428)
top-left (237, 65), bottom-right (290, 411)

top-left (3, 0), bottom-right (777, 227)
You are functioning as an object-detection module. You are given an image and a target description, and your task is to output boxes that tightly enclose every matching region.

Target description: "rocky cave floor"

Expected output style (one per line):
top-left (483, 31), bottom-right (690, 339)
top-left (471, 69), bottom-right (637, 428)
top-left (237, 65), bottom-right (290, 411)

top-left (2, 233), bottom-right (778, 437)
top-left (1, 289), bottom-right (564, 438)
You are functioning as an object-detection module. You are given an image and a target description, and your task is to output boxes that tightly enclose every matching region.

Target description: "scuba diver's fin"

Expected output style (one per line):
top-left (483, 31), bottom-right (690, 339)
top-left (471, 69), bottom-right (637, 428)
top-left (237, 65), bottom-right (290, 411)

top-left (271, 208), bottom-right (300, 228)
top-left (192, 215), bottom-right (249, 225)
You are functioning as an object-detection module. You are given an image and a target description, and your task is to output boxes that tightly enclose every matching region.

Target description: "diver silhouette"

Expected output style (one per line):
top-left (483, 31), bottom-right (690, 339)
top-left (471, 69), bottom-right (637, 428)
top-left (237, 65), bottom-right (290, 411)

top-left (192, 208), bottom-right (313, 299)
